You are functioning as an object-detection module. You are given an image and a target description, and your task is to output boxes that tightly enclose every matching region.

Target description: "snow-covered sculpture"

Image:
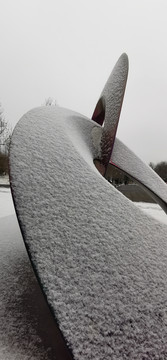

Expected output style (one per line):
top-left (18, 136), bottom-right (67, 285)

top-left (92, 54), bottom-right (167, 212)
top-left (8, 54), bottom-right (167, 359)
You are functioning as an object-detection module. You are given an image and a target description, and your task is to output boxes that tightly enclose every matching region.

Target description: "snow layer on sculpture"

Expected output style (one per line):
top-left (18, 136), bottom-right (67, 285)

top-left (0, 189), bottom-right (167, 358)
top-left (10, 106), bottom-right (167, 360)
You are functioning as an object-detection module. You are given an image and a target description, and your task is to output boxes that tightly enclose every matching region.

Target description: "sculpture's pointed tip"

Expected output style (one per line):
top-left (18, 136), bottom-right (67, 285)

top-left (92, 52), bottom-right (129, 128)
top-left (111, 53), bottom-right (129, 75)
top-left (119, 53), bottom-right (129, 66)
top-left (121, 52), bottom-right (128, 58)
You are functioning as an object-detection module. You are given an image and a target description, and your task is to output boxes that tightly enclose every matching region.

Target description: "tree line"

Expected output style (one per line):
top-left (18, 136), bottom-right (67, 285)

top-left (149, 161), bottom-right (167, 183)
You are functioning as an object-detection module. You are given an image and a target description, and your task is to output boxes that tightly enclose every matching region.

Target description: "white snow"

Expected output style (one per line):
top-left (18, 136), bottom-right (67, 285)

top-left (1, 187), bottom-right (166, 223)
top-left (8, 106), bottom-right (167, 360)
top-left (1, 187), bottom-right (167, 359)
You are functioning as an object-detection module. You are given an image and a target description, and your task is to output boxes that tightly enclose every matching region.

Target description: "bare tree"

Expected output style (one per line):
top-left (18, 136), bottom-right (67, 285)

top-left (0, 103), bottom-right (6, 133)
top-left (44, 97), bottom-right (57, 106)
top-left (0, 102), bottom-right (11, 155)
top-left (0, 103), bottom-right (7, 152)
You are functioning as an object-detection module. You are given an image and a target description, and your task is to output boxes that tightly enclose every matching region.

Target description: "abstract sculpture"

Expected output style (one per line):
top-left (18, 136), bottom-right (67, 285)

top-left (92, 54), bottom-right (167, 212)
top-left (8, 54), bottom-right (167, 359)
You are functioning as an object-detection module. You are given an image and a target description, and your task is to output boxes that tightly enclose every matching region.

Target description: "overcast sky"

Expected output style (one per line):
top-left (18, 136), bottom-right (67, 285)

top-left (0, 0), bottom-right (167, 164)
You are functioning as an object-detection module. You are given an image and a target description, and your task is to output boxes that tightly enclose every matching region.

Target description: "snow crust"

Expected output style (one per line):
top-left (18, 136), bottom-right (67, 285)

top-left (10, 106), bottom-right (167, 359)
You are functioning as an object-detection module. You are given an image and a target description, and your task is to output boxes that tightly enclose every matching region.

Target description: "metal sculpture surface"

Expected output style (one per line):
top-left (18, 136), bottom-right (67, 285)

top-left (9, 55), bottom-right (167, 359)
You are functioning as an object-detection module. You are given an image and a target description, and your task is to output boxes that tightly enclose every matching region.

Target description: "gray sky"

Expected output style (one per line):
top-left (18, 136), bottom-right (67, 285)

top-left (0, 0), bottom-right (167, 164)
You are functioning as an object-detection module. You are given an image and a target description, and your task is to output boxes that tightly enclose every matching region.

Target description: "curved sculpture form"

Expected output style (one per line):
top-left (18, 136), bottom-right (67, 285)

top-left (9, 55), bottom-right (167, 359)
top-left (92, 54), bottom-right (167, 213)
top-left (92, 53), bottom-right (128, 171)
